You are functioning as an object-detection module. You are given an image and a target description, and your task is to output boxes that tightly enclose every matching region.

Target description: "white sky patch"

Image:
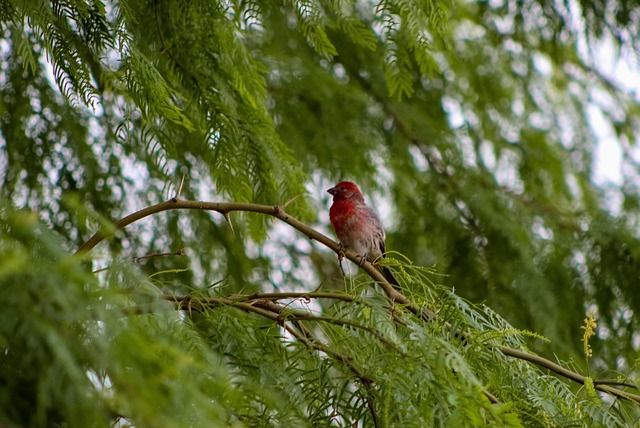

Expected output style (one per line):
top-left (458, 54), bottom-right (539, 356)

top-left (370, 176), bottom-right (394, 227)
top-left (532, 53), bottom-right (552, 76)
top-left (479, 140), bottom-right (496, 169)
top-left (588, 104), bottom-right (623, 186)
top-left (408, 146), bottom-right (429, 172)
top-left (442, 95), bottom-right (465, 128)
top-left (578, 23), bottom-right (639, 187)
top-left (588, 34), bottom-right (640, 100)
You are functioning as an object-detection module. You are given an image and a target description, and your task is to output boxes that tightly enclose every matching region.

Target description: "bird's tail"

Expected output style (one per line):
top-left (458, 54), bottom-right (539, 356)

top-left (379, 266), bottom-right (401, 290)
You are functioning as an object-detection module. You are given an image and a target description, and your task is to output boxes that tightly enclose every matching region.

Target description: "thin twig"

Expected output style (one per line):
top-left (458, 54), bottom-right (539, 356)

top-left (593, 379), bottom-right (638, 389)
top-left (176, 174), bottom-right (186, 198)
top-left (92, 248), bottom-right (185, 273)
top-left (135, 248), bottom-right (185, 263)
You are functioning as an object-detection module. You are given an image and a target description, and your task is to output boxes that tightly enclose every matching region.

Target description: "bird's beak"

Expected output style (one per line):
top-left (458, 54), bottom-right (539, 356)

top-left (327, 186), bottom-right (337, 196)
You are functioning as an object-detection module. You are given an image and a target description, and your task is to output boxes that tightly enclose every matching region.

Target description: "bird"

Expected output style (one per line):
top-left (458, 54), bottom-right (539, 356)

top-left (327, 181), bottom-right (400, 288)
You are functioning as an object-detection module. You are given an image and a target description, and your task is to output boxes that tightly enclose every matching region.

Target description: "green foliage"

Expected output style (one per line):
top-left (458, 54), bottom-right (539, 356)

top-left (1, 0), bottom-right (640, 425)
top-left (0, 208), bottom-right (273, 426)
top-left (1, 207), bottom-right (635, 426)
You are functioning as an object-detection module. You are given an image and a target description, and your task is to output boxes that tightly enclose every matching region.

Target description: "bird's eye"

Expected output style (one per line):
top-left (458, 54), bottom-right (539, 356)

top-left (339, 186), bottom-right (345, 191)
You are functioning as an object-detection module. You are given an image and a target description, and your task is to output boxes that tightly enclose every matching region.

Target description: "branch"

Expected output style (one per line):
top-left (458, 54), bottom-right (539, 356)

top-left (177, 292), bottom-right (380, 424)
top-left (499, 346), bottom-right (640, 404)
top-left (234, 291), bottom-right (358, 303)
top-left (92, 248), bottom-right (185, 274)
top-left (167, 293), bottom-right (498, 404)
top-left (75, 198), bottom-right (420, 310)
top-left (79, 198), bottom-right (639, 405)
top-left (593, 379), bottom-right (638, 389)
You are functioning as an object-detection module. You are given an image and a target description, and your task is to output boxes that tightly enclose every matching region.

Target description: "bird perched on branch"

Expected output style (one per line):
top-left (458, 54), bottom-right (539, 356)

top-left (327, 181), bottom-right (400, 288)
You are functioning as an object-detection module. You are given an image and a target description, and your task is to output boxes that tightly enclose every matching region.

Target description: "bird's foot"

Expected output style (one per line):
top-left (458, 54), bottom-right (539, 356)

top-left (358, 253), bottom-right (368, 267)
top-left (336, 244), bottom-right (347, 276)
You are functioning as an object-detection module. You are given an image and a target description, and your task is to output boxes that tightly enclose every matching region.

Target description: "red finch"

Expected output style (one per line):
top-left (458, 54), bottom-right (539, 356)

top-left (327, 181), bottom-right (400, 287)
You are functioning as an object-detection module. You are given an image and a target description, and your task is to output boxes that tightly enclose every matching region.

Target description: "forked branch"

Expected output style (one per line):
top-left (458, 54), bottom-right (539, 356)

top-left (77, 197), bottom-right (640, 405)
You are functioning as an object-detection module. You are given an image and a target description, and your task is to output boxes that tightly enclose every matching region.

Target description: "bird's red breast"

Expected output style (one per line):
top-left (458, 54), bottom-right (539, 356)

top-left (327, 181), bottom-right (364, 235)
top-left (329, 198), bottom-right (357, 231)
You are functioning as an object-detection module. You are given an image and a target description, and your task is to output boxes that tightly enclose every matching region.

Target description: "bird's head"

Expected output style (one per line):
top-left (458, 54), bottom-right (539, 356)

top-left (327, 181), bottom-right (365, 202)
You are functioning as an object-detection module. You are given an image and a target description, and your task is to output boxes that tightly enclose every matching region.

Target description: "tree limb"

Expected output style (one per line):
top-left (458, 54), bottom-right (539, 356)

top-left (499, 346), bottom-right (640, 404)
top-left (77, 197), bottom-right (640, 406)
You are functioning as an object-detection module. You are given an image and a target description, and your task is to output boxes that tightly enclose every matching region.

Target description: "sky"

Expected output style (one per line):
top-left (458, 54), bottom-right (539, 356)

top-left (590, 35), bottom-right (640, 186)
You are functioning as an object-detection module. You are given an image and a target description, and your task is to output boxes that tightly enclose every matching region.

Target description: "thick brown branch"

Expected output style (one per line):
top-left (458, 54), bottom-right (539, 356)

top-left (80, 198), bottom-right (638, 406)
top-left (75, 198), bottom-right (421, 310)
